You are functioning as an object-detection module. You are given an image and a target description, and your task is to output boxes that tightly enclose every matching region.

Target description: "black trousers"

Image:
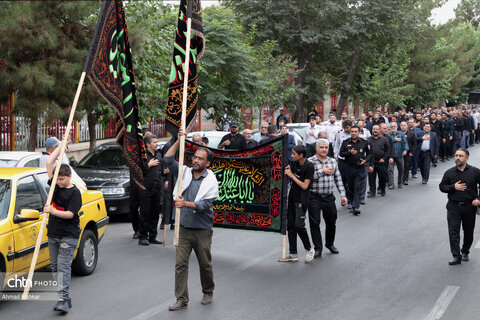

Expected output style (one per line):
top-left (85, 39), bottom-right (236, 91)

top-left (418, 151), bottom-right (432, 181)
top-left (440, 139), bottom-right (447, 160)
top-left (345, 165), bottom-right (366, 209)
top-left (446, 137), bottom-right (454, 158)
top-left (446, 201), bottom-right (476, 258)
top-left (402, 155), bottom-right (412, 183)
top-left (286, 196), bottom-right (311, 255)
top-left (139, 186), bottom-right (162, 239)
top-left (129, 183), bottom-right (140, 232)
top-left (369, 162), bottom-right (387, 194)
top-left (308, 193), bottom-right (337, 252)
top-left (338, 159), bottom-right (349, 192)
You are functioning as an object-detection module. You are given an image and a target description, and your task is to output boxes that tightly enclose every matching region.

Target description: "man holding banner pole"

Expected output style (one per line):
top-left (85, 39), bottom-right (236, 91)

top-left (164, 129), bottom-right (219, 311)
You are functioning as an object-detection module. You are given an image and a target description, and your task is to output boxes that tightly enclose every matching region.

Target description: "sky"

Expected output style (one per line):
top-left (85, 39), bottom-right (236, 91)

top-left (165, 0), bottom-right (461, 25)
top-left (431, 0), bottom-right (461, 25)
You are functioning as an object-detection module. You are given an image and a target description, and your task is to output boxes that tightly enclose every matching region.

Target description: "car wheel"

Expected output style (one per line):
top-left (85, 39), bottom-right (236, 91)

top-left (72, 229), bottom-right (98, 276)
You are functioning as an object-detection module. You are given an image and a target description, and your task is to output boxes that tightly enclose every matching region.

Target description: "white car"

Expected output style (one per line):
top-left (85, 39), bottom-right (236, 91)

top-left (0, 151), bottom-right (86, 189)
top-left (186, 131), bottom-right (229, 149)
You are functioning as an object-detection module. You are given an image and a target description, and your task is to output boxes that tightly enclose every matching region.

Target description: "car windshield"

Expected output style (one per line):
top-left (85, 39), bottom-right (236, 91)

top-left (187, 134), bottom-right (223, 149)
top-left (0, 159), bottom-right (19, 167)
top-left (78, 148), bottom-right (128, 169)
top-left (291, 127), bottom-right (307, 139)
top-left (0, 179), bottom-right (11, 220)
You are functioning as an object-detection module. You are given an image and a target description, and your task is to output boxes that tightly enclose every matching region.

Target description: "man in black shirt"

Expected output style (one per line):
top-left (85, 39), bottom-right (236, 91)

top-left (340, 125), bottom-right (371, 215)
top-left (367, 125), bottom-right (390, 197)
top-left (439, 149), bottom-right (480, 265)
top-left (218, 122), bottom-right (247, 150)
top-left (278, 145), bottom-right (315, 263)
top-left (139, 134), bottom-right (167, 245)
top-left (44, 145), bottom-right (82, 313)
top-left (243, 129), bottom-right (258, 149)
top-left (400, 121), bottom-right (416, 185)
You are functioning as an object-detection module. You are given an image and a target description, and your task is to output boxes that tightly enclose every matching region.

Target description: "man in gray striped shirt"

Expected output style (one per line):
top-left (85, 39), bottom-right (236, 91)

top-left (307, 139), bottom-right (348, 258)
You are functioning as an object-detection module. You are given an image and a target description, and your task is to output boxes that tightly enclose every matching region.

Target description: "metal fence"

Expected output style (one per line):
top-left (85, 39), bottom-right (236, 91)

top-left (0, 93), bottom-right (209, 151)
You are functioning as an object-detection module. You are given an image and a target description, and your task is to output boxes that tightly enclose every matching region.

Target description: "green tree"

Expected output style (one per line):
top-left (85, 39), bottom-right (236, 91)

top-left (0, 1), bottom-right (100, 150)
top-left (455, 0), bottom-right (480, 28)
top-left (198, 6), bottom-right (261, 128)
top-left (223, 0), bottom-right (351, 121)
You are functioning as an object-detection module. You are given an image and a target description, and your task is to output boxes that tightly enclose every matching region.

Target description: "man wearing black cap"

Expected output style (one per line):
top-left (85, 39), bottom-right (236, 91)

top-left (218, 122), bottom-right (247, 150)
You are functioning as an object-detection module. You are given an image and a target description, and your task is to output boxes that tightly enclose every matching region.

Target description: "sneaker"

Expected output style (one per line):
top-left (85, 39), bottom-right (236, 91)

top-left (278, 255), bottom-right (299, 262)
top-left (304, 249), bottom-right (315, 263)
top-left (54, 299), bottom-right (71, 313)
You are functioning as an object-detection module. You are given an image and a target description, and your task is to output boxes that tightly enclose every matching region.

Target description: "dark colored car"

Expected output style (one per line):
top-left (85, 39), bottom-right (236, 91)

top-left (72, 142), bottom-right (131, 216)
top-left (72, 141), bottom-right (168, 216)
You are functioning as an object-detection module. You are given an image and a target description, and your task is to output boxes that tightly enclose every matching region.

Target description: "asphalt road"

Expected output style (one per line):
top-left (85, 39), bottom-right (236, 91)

top-left (2, 147), bottom-right (480, 320)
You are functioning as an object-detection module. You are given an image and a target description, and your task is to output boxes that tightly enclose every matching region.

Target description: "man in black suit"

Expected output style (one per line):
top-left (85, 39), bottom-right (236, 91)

top-left (416, 123), bottom-right (438, 184)
top-left (400, 121), bottom-right (417, 185)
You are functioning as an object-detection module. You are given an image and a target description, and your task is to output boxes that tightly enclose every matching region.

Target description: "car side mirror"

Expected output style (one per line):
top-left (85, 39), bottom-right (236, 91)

top-left (13, 209), bottom-right (40, 223)
top-left (70, 160), bottom-right (78, 168)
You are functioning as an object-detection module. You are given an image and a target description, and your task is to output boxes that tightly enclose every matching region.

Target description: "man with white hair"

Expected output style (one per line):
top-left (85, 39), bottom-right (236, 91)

top-left (308, 138), bottom-right (348, 257)
top-left (252, 122), bottom-right (269, 143)
top-left (192, 133), bottom-right (205, 146)
top-left (243, 129), bottom-right (258, 148)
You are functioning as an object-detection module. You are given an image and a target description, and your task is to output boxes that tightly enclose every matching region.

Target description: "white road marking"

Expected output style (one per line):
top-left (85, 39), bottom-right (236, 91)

top-left (129, 247), bottom-right (280, 320)
top-left (426, 286), bottom-right (459, 320)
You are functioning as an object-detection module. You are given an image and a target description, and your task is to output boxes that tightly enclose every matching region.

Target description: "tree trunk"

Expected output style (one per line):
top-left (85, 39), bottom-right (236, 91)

top-left (294, 48), bottom-right (312, 123)
top-left (336, 38), bottom-right (366, 119)
top-left (87, 113), bottom-right (98, 152)
top-left (27, 116), bottom-right (38, 152)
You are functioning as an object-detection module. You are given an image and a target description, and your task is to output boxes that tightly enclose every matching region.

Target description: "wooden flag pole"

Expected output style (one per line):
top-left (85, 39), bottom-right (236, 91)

top-left (173, 4), bottom-right (193, 246)
top-left (282, 235), bottom-right (287, 259)
top-left (22, 71), bottom-right (86, 300)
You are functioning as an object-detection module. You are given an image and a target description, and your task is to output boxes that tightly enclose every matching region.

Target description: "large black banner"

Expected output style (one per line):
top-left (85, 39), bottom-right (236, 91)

top-left (84, 0), bottom-right (146, 189)
top-left (185, 136), bottom-right (288, 233)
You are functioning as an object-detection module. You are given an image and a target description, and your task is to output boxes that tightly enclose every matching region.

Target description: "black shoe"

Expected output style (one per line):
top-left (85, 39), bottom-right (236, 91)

top-left (367, 193), bottom-right (375, 198)
top-left (352, 209), bottom-right (361, 216)
top-left (139, 239), bottom-right (150, 246)
top-left (422, 179), bottom-right (427, 184)
top-left (380, 190), bottom-right (386, 197)
top-left (397, 184), bottom-right (402, 189)
top-left (160, 224), bottom-right (165, 230)
top-left (403, 181), bottom-right (408, 185)
top-left (448, 257), bottom-right (461, 265)
top-left (377, 187), bottom-right (381, 193)
top-left (314, 249), bottom-right (322, 259)
top-left (54, 299), bottom-right (71, 313)
top-left (170, 224), bottom-right (175, 230)
top-left (433, 163), bottom-right (437, 167)
top-left (132, 231), bottom-right (139, 239)
top-left (389, 185), bottom-right (395, 190)
top-left (462, 253), bottom-right (469, 261)
top-left (360, 199), bottom-right (366, 205)
top-left (326, 245), bottom-right (339, 254)
top-left (149, 237), bottom-right (163, 245)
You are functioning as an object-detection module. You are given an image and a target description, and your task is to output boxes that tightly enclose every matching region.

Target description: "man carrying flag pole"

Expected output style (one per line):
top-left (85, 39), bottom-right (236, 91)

top-left (22, 0), bottom-right (147, 300)
top-left (165, 0), bottom-right (205, 245)
top-left (164, 0), bottom-right (209, 311)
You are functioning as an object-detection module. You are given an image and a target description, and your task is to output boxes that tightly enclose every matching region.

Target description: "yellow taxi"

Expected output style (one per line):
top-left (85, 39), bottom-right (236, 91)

top-left (0, 167), bottom-right (109, 287)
